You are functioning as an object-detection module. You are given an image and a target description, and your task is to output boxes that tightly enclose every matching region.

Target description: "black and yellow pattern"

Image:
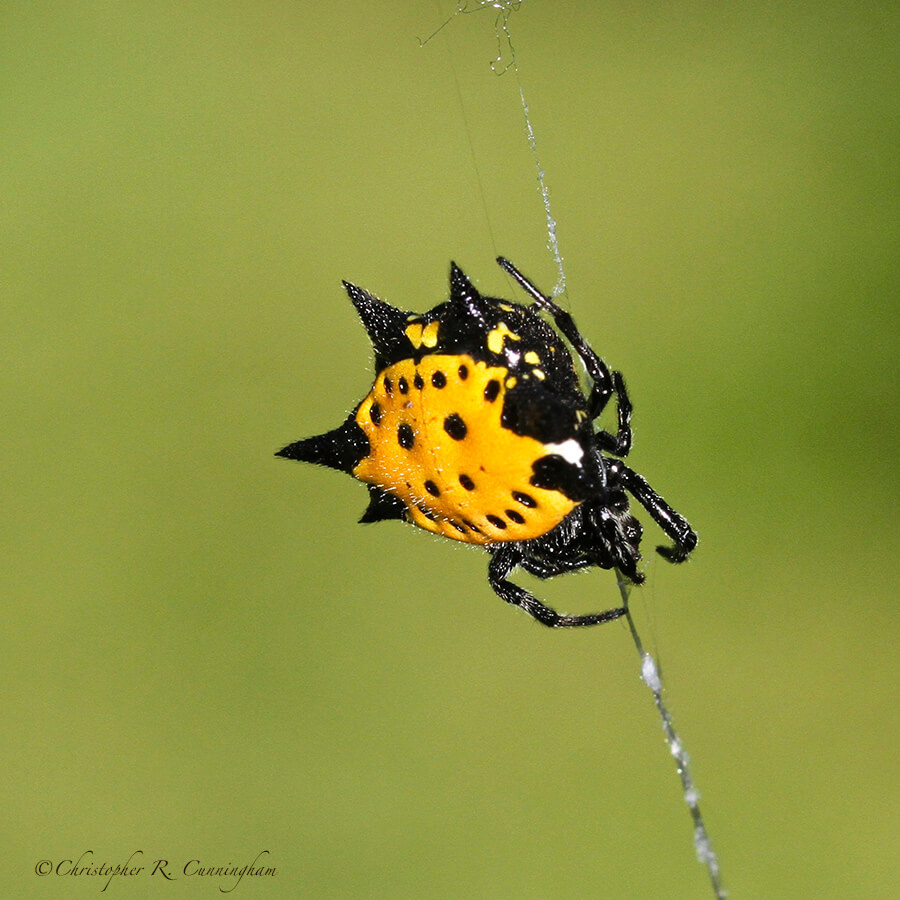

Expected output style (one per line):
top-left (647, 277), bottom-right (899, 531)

top-left (278, 258), bottom-right (697, 627)
top-left (354, 355), bottom-right (578, 545)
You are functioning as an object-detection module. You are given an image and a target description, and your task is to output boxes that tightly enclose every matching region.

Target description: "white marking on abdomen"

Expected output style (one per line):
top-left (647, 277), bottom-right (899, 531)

top-left (544, 439), bottom-right (584, 466)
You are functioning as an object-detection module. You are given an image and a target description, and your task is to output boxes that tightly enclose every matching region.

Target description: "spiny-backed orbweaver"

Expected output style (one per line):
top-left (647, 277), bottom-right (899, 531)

top-left (278, 257), bottom-right (696, 627)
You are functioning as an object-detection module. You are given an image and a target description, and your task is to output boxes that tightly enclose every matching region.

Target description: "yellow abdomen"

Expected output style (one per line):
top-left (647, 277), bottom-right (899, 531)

top-left (353, 354), bottom-right (578, 544)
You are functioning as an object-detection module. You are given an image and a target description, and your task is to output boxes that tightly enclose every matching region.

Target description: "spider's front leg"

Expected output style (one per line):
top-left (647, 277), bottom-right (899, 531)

top-left (612, 461), bottom-right (698, 563)
top-left (496, 256), bottom-right (632, 455)
top-left (488, 545), bottom-right (626, 628)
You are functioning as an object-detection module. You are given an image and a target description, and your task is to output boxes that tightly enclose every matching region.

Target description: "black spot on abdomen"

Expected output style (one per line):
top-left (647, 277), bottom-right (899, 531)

top-left (529, 455), bottom-right (586, 501)
top-left (443, 414), bottom-right (467, 440)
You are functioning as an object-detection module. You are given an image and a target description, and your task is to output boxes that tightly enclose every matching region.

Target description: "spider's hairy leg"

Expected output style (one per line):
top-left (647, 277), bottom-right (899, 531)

top-left (496, 256), bottom-right (632, 455)
top-left (614, 462), bottom-right (698, 563)
top-left (488, 546), bottom-right (627, 628)
top-left (594, 370), bottom-right (632, 456)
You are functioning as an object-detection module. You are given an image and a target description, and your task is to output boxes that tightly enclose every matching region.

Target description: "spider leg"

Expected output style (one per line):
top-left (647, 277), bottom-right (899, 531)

top-left (594, 370), bottom-right (633, 456)
top-left (613, 462), bottom-right (698, 563)
top-left (497, 256), bottom-right (632, 455)
top-left (488, 546), bottom-right (626, 628)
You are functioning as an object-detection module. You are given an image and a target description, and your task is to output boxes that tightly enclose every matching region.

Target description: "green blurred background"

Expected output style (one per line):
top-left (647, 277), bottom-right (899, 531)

top-left (2, 1), bottom-right (896, 897)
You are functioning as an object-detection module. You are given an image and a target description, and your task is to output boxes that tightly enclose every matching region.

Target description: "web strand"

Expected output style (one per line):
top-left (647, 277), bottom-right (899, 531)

top-left (514, 76), bottom-right (566, 297)
top-left (422, 2), bottom-right (565, 296)
top-left (618, 574), bottom-right (727, 899)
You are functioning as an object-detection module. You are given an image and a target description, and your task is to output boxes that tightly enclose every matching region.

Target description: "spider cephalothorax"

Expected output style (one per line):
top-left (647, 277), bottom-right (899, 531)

top-left (277, 257), bottom-right (696, 627)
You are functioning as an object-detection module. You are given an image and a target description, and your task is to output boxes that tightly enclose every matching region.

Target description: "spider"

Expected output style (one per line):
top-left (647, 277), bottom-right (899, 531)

top-left (277, 257), bottom-right (697, 626)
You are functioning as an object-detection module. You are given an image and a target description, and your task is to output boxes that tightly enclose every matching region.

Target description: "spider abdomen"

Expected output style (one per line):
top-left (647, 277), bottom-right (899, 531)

top-left (353, 353), bottom-right (580, 544)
